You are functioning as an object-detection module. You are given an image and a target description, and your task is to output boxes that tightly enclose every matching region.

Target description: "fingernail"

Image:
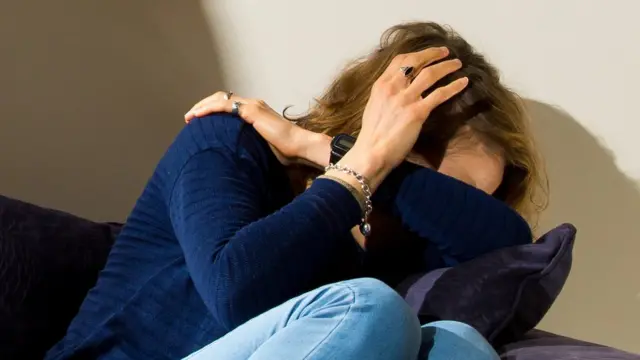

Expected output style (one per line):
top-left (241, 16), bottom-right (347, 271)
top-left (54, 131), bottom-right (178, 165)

top-left (460, 77), bottom-right (469, 85)
top-left (440, 47), bottom-right (449, 54)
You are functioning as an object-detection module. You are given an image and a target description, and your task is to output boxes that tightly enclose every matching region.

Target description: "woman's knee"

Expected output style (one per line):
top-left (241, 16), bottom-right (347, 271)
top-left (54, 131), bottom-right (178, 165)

top-left (333, 278), bottom-right (421, 341)
top-left (420, 321), bottom-right (499, 360)
top-left (316, 277), bottom-right (419, 327)
top-left (348, 278), bottom-right (422, 356)
top-left (344, 278), bottom-right (408, 308)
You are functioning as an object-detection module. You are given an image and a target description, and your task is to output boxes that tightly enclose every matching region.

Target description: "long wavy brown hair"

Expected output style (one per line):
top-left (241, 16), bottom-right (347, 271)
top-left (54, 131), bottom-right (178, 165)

top-left (286, 22), bottom-right (548, 225)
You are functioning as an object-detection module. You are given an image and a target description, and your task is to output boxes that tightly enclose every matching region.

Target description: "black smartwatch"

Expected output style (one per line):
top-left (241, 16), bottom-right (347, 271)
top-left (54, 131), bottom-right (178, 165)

top-left (329, 134), bottom-right (357, 164)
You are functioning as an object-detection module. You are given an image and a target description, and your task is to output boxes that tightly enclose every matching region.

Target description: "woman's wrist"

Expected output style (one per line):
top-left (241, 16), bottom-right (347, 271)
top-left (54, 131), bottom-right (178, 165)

top-left (296, 131), bottom-right (332, 169)
top-left (335, 144), bottom-right (388, 192)
top-left (294, 130), bottom-right (389, 192)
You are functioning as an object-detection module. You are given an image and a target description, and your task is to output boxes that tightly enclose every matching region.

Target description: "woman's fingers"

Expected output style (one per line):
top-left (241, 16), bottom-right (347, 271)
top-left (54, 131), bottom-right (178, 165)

top-left (385, 47), bottom-right (450, 83)
top-left (185, 96), bottom-right (248, 123)
top-left (185, 99), bottom-right (226, 122)
top-left (184, 91), bottom-right (233, 122)
top-left (414, 46), bottom-right (450, 67)
top-left (418, 76), bottom-right (469, 116)
top-left (406, 59), bottom-right (463, 98)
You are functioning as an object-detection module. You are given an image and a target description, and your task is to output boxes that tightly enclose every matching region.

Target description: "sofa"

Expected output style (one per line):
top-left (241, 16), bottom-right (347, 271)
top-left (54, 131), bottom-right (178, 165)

top-left (1, 195), bottom-right (638, 360)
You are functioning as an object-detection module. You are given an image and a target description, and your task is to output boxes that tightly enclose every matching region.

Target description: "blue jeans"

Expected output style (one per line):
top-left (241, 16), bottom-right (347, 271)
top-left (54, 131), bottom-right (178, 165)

top-left (184, 278), bottom-right (499, 360)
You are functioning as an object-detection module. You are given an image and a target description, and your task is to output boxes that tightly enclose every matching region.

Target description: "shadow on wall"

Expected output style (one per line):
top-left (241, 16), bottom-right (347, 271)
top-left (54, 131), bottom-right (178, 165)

top-left (526, 100), bottom-right (640, 352)
top-left (0, 1), bottom-right (224, 221)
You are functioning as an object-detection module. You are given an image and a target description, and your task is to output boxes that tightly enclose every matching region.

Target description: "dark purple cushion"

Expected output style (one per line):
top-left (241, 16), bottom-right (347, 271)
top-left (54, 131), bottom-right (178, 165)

top-left (398, 223), bottom-right (576, 345)
top-left (498, 330), bottom-right (640, 360)
top-left (0, 195), bottom-right (121, 360)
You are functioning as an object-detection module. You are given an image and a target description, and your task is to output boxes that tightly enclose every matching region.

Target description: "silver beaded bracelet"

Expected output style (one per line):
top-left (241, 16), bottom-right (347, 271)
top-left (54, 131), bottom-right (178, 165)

top-left (325, 163), bottom-right (373, 236)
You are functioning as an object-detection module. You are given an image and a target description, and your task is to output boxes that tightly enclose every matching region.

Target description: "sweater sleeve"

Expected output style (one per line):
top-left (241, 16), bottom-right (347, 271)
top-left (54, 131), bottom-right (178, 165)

top-left (168, 148), bottom-right (361, 332)
top-left (377, 163), bottom-right (532, 266)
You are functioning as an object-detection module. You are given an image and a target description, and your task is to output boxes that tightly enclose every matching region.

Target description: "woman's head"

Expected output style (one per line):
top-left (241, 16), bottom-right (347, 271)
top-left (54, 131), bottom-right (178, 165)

top-left (291, 22), bottom-right (548, 224)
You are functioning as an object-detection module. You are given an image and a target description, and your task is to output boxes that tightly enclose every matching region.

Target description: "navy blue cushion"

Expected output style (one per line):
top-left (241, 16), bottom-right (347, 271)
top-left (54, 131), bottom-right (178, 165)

top-left (398, 223), bottom-right (576, 345)
top-left (0, 195), bottom-right (121, 360)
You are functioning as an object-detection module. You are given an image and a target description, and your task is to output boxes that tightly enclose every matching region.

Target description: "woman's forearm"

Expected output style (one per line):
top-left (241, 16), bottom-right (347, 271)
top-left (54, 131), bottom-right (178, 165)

top-left (298, 132), bottom-right (531, 263)
top-left (390, 166), bottom-right (532, 264)
top-left (297, 132), bottom-right (478, 189)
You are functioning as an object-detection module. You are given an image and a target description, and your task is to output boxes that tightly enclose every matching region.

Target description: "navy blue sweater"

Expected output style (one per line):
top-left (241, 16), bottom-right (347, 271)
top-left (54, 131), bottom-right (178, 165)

top-left (46, 114), bottom-right (531, 359)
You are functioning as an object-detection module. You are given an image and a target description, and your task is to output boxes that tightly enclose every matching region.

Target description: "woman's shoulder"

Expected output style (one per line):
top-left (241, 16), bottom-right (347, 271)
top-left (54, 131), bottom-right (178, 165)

top-left (159, 113), bottom-right (274, 177)
top-left (175, 113), bottom-right (271, 158)
top-left (180, 113), bottom-right (262, 152)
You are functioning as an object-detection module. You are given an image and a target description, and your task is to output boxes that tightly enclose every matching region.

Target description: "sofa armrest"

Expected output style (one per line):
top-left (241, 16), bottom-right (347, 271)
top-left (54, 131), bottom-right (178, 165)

top-left (0, 195), bottom-right (120, 360)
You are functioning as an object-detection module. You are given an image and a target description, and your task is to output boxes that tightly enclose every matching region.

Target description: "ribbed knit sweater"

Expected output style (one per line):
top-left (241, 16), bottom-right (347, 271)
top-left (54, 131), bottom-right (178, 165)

top-left (46, 114), bottom-right (531, 359)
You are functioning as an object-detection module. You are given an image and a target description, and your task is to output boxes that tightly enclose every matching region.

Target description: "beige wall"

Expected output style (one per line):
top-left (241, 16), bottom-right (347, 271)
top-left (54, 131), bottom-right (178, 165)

top-left (2, 0), bottom-right (638, 353)
top-left (1, 0), bottom-right (225, 221)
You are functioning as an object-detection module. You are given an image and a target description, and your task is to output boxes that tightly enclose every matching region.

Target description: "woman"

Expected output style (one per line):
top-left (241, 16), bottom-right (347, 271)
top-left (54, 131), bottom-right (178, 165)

top-left (47, 22), bottom-right (545, 359)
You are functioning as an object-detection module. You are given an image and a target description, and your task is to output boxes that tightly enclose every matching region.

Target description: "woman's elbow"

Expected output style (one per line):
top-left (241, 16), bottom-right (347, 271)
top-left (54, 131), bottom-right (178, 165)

top-left (205, 279), bottom-right (255, 332)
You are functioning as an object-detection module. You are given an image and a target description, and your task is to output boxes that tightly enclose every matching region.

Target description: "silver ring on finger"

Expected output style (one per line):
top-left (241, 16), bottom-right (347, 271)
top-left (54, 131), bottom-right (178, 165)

top-left (231, 101), bottom-right (242, 115)
top-left (400, 66), bottom-right (414, 78)
top-left (223, 91), bottom-right (234, 101)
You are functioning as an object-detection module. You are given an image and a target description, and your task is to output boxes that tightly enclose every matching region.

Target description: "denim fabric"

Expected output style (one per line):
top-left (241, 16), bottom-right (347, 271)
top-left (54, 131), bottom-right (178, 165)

top-left (185, 278), bottom-right (498, 360)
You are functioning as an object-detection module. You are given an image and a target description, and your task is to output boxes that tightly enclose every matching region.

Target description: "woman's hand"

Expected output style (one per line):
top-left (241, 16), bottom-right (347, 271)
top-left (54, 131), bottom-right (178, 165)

top-left (184, 93), bottom-right (438, 173)
top-left (332, 47), bottom-right (468, 191)
top-left (184, 93), bottom-right (325, 166)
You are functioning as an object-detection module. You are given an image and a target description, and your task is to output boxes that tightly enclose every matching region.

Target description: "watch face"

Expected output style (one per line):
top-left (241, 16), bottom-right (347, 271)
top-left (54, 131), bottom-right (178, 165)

top-left (331, 134), bottom-right (357, 163)
top-left (338, 136), bottom-right (355, 149)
